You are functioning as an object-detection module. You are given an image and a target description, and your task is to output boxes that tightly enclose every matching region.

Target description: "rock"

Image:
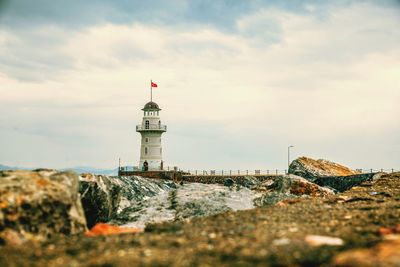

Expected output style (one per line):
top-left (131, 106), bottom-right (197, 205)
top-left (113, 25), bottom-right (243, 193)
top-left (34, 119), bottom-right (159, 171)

top-left (272, 238), bottom-right (291, 246)
top-left (85, 223), bottom-right (142, 237)
top-left (254, 175), bottom-right (334, 206)
top-left (0, 229), bottom-right (25, 246)
top-left (79, 174), bottom-right (177, 227)
top-left (236, 176), bottom-right (261, 189)
top-left (81, 174), bottom-right (258, 229)
top-left (333, 239), bottom-right (400, 267)
top-left (314, 172), bottom-right (382, 192)
top-left (266, 174), bottom-right (334, 197)
top-left (289, 156), bottom-right (359, 182)
top-left (79, 173), bottom-right (122, 228)
top-left (223, 176), bottom-right (261, 188)
top-left (0, 170), bottom-right (87, 245)
top-left (379, 225), bottom-right (400, 235)
top-left (305, 235), bottom-right (344, 246)
top-left (223, 178), bottom-right (234, 187)
top-left (254, 191), bottom-right (299, 206)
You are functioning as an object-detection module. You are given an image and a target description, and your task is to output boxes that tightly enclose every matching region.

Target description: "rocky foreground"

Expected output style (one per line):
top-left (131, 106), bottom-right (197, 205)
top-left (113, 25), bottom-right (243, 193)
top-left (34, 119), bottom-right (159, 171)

top-left (0, 178), bottom-right (398, 265)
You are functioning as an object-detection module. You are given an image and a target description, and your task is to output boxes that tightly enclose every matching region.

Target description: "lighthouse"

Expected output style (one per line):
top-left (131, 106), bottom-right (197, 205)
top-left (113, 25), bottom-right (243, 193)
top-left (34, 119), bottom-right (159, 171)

top-left (136, 84), bottom-right (167, 170)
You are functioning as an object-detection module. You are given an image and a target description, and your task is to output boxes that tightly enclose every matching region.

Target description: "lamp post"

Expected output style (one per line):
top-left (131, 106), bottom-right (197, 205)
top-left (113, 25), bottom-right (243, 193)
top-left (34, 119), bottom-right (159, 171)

top-left (288, 145), bottom-right (294, 171)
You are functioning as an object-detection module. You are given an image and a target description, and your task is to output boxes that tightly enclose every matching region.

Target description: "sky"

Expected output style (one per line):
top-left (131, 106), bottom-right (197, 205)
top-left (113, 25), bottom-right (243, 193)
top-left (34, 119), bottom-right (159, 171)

top-left (0, 0), bottom-right (399, 171)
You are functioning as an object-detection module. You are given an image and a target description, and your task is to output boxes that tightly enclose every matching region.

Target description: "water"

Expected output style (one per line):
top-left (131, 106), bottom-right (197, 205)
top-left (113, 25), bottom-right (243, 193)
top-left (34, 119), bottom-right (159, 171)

top-left (110, 176), bottom-right (263, 229)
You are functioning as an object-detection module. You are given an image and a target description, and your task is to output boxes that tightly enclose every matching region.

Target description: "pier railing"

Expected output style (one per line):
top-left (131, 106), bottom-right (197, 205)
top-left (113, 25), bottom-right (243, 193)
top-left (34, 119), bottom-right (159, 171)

top-left (118, 166), bottom-right (399, 176)
top-left (185, 170), bottom-right (286, 176)
top-left (357, 168), bottom-right (399, 174)
top-left (183, 168), bottom-right (399, 176)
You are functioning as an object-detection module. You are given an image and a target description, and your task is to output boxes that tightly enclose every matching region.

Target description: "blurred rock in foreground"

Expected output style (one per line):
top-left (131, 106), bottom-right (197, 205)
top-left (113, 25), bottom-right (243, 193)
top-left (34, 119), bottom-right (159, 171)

top-left (1, 172), bottom-right (398, 266)
top-left (333, 237), bottom-right (400, 266)
top-left (289, 156), bottom-right (360, 182)
top-left (0, 169), bottom-right (87, 245)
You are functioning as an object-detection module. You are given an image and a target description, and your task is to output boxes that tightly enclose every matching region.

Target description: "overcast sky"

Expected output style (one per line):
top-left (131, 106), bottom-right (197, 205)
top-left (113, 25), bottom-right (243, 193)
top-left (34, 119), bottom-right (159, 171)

top-left (0, 0), bottom-right (399, 171)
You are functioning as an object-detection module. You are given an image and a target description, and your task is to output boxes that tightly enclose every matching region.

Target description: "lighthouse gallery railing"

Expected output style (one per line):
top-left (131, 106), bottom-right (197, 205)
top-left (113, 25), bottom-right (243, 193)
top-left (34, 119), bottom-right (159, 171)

top-left (136, 125), bottom-right (167, 131)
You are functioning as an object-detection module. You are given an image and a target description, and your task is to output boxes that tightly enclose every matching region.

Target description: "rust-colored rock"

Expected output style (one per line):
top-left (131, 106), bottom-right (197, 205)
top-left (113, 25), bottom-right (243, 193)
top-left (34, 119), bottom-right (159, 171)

top-left (267, 175), bottom-right (334, 197)
top-left (289, 156), bottom-right (359, 181)
top-left (288, 176), bottom-right (333, 197)
top-left (379, 224), bottom-right (400, 236)
top-left (255, 175), bottom-right (334, 206)
top-left (85, 223), bottom-right (142, 237)
top-left (333, 238), bottom-right (400, 267)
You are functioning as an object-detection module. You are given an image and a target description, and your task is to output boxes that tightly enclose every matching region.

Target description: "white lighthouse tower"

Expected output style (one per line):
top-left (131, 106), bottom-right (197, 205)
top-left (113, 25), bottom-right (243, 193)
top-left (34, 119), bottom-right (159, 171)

top-left (136, 100), bottom-right (167, 170)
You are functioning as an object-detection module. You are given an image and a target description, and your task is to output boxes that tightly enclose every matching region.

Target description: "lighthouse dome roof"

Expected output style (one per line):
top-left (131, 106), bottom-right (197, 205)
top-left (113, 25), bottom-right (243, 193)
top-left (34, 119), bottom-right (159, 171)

top-left (142, 101), bottom-right (161, 110)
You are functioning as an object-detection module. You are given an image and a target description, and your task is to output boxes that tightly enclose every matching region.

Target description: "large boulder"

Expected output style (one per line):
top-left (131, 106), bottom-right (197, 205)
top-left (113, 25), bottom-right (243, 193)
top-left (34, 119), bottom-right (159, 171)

top-left (0, 169), bottom-right (87, 245)
top-left (289, 157), bottom-right (359, 182)
top-left (333, 238), bottom-right (400, 267)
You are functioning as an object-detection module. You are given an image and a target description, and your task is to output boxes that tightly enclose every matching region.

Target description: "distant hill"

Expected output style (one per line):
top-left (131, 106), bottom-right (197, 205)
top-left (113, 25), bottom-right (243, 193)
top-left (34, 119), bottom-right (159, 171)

top-left (62, 167), bottom-right (118, 176)
top-left (0, 164), bottom-right (117, 176)
top-left (0, 164), bottom-right (30, 171)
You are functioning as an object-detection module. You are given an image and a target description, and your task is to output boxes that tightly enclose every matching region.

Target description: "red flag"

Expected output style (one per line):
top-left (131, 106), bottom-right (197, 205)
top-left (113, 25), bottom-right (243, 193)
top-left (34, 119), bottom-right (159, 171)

top-left (151, 81), bottom-right (158, 88)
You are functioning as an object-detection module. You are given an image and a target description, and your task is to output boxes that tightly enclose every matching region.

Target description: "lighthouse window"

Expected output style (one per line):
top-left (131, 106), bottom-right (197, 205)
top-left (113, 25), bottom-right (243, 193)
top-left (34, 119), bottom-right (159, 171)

top-left (145, 138), bottom-right (149, 143)
top-left (145, 120), bottom-right (149, 129)
top-left (158, 120), bottom-right (161, 128)
top-left (145, 147), bottom-right (148, 154)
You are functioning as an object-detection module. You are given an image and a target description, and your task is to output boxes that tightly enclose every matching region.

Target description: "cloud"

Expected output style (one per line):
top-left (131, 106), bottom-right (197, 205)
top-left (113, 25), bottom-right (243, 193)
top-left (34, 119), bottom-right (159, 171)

top-left (0, 26), bottom-right (75, 81)
top-left (0, 0), bottom-right (245, 30)
top-left (2, 1), bottom-right (398, 30)
top-left (0, 1), bottom-right (399, 169)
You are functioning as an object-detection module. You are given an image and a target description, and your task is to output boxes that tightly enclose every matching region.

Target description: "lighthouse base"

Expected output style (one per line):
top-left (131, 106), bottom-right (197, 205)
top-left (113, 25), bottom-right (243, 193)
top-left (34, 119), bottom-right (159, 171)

top-left (139, 159), bottom-right (163, 171)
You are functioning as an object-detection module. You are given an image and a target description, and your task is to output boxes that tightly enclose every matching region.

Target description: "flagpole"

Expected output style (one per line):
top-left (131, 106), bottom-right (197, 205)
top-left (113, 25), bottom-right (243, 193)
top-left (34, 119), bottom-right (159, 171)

top-left (150, 79), bottom-right (152, 102)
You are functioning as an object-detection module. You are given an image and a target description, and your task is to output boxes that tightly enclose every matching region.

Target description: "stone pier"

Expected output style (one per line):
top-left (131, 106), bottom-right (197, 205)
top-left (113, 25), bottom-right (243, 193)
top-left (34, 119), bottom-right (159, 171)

top-left (118, 169), bottom-right (282, 184)
top-left (118, 170), bottom-right (185, 181)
